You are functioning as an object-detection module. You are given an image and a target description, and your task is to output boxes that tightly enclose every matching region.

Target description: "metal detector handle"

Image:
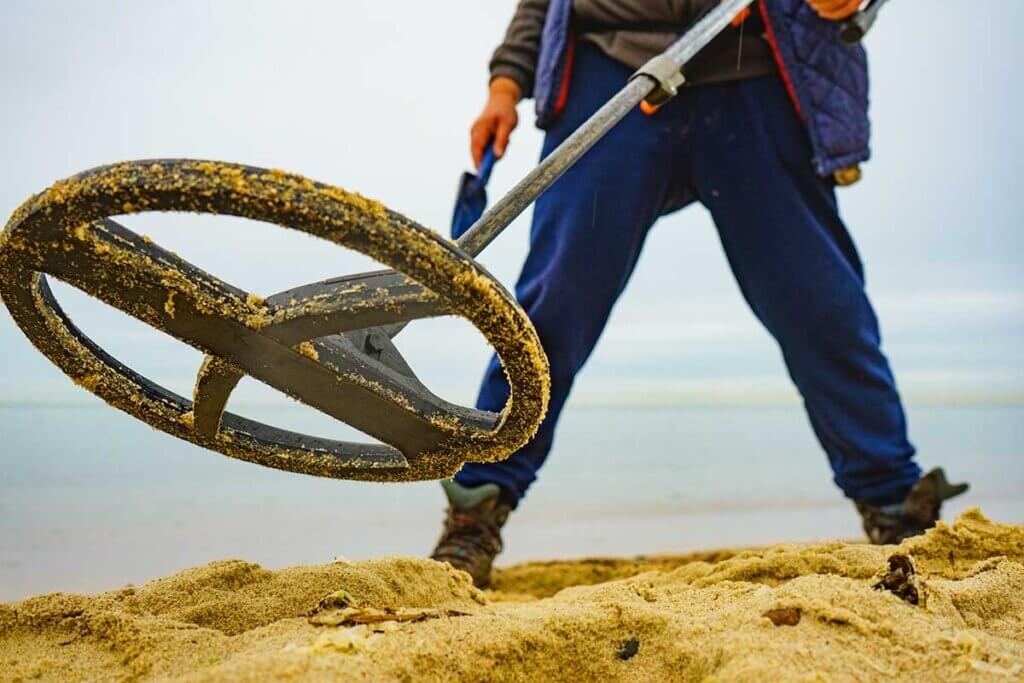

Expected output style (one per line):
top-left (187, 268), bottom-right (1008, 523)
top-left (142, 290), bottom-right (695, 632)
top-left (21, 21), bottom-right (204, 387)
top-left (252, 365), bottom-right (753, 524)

top-left (840, 0), bottom-right (891, 45)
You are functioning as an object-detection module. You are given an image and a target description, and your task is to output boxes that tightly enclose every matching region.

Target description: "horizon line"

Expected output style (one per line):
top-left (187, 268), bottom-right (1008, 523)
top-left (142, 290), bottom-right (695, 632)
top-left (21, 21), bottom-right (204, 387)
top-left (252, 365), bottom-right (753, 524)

top-left (2, 391), bottom-right (1022, 411)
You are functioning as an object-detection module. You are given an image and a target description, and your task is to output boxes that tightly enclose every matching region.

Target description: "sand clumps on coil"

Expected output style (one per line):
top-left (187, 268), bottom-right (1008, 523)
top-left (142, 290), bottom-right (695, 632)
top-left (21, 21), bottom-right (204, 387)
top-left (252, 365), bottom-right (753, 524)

top-left (2, 509), bottom-right (1023, 681)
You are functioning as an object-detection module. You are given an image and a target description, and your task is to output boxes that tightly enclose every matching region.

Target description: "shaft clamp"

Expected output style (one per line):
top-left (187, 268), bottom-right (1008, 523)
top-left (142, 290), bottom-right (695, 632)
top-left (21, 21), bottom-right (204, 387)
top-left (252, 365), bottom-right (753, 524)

top-left (630, 55), bottom-right (686, 107)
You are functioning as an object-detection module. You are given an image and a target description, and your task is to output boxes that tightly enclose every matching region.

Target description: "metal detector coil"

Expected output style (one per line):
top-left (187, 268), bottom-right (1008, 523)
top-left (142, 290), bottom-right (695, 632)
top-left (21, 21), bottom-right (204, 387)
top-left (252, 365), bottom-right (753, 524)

top-left (0, 160), bottom-right (550, 481)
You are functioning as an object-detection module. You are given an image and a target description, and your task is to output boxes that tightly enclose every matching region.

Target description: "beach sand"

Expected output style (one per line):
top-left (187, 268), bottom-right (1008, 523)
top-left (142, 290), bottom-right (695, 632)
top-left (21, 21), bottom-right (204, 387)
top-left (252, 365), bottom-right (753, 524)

top-left (2, 508), bottom-right (1022, 681)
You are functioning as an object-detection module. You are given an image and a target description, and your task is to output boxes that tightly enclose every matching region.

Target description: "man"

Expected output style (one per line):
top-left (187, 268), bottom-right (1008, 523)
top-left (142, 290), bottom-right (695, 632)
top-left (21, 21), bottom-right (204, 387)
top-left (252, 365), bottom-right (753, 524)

top-left (432, 0), bottom-right (968, 587)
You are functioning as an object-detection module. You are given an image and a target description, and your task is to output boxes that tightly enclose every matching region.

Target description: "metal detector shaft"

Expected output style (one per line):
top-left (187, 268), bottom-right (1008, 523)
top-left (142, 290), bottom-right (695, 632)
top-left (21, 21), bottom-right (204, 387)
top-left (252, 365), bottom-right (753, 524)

top-left (458, 0), bottom-right (890, 255)
top-left (455, 0), bottom-right (755, 257)
top-left (840, 0), bottom-right (891, 45)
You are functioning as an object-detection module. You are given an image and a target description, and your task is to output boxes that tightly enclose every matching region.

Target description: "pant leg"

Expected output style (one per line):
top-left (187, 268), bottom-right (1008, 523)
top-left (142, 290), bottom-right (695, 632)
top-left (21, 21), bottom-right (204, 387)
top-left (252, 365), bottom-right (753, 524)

top-left (684, 76), bottom-right (920, 506)
top-left (455, 43), bottom-right (687, 506)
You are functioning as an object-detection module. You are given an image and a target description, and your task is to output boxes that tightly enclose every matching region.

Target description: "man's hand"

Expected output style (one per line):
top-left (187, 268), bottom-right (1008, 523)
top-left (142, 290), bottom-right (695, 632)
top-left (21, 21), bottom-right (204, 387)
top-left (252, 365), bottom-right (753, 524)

top-left (805, 0), bottom-right (862, 21)
top-left (470, 76), bottom-right (521, 168)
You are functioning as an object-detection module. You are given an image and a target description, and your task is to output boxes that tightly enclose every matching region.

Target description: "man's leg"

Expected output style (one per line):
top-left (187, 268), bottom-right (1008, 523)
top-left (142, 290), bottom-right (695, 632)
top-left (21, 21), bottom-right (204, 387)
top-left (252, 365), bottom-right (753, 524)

top-left (454, 43), bottom-right (686, 506)
top-left (684, 76), bottom-right (921, 506)
top-left (434, 43), bottom-right (686, 585)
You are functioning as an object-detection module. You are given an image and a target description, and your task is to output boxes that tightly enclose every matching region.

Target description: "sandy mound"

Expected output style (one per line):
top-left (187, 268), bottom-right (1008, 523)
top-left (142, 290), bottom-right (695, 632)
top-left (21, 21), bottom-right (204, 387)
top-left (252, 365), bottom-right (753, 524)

top-left (3, 509), bottom-right (1023, 681)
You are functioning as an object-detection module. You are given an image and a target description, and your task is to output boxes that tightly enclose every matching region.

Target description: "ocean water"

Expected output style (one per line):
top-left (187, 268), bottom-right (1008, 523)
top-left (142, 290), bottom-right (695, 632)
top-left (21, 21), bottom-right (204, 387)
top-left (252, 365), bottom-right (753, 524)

top-left (1, 401), bottom-right (1021, 602)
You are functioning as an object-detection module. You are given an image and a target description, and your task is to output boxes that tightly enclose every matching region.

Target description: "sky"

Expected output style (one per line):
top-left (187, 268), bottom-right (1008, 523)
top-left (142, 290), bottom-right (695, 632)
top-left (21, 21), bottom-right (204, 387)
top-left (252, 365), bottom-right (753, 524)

top-left (0, 0), bottom-right (1021, 410)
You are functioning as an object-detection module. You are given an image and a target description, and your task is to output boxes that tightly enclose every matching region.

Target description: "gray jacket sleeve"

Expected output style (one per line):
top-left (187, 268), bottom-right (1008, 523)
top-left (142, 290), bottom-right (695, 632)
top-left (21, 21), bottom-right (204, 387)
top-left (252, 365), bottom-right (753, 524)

top-left (489, 0), bottom-right (550, 98)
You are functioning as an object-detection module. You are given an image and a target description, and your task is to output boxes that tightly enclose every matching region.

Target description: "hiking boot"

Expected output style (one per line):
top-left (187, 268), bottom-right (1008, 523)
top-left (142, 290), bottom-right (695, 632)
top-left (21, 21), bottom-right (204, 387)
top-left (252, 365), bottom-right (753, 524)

top-left (855, 467), bottom-right (969, 545)
top-left (431, 481), bottom-right (511, 588)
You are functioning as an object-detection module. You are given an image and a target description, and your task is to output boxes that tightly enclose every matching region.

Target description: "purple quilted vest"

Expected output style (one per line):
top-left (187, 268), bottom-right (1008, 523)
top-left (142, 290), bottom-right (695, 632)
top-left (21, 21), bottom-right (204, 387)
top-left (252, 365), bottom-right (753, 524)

top-left (534, 0), bottom-right (870, 177)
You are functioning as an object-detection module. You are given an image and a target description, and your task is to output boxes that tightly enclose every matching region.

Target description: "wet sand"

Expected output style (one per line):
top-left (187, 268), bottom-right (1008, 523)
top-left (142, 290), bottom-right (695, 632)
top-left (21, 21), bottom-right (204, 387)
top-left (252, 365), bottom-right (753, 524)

top-left (2, 509), bottom-right (1022, 681)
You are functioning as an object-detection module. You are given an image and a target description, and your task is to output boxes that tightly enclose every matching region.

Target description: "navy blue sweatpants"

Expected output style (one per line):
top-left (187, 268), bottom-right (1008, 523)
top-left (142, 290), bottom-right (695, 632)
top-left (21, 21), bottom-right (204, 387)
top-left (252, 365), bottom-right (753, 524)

top-left (456, 42), bottom-right (921, 508)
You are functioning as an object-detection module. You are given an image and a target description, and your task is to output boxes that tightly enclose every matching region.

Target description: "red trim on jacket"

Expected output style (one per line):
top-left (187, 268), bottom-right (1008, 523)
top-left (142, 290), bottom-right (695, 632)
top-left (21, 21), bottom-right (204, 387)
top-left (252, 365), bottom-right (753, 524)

top-left (551, 37), bottom-right (576, 120)
top-left (758, 0), bottom-right (804, 121)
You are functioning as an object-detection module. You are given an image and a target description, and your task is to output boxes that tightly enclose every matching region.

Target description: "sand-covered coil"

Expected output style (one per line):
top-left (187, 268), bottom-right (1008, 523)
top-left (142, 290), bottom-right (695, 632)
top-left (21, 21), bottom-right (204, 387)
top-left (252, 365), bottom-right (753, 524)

top-left (0, 159), bottom-right (551, 482)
